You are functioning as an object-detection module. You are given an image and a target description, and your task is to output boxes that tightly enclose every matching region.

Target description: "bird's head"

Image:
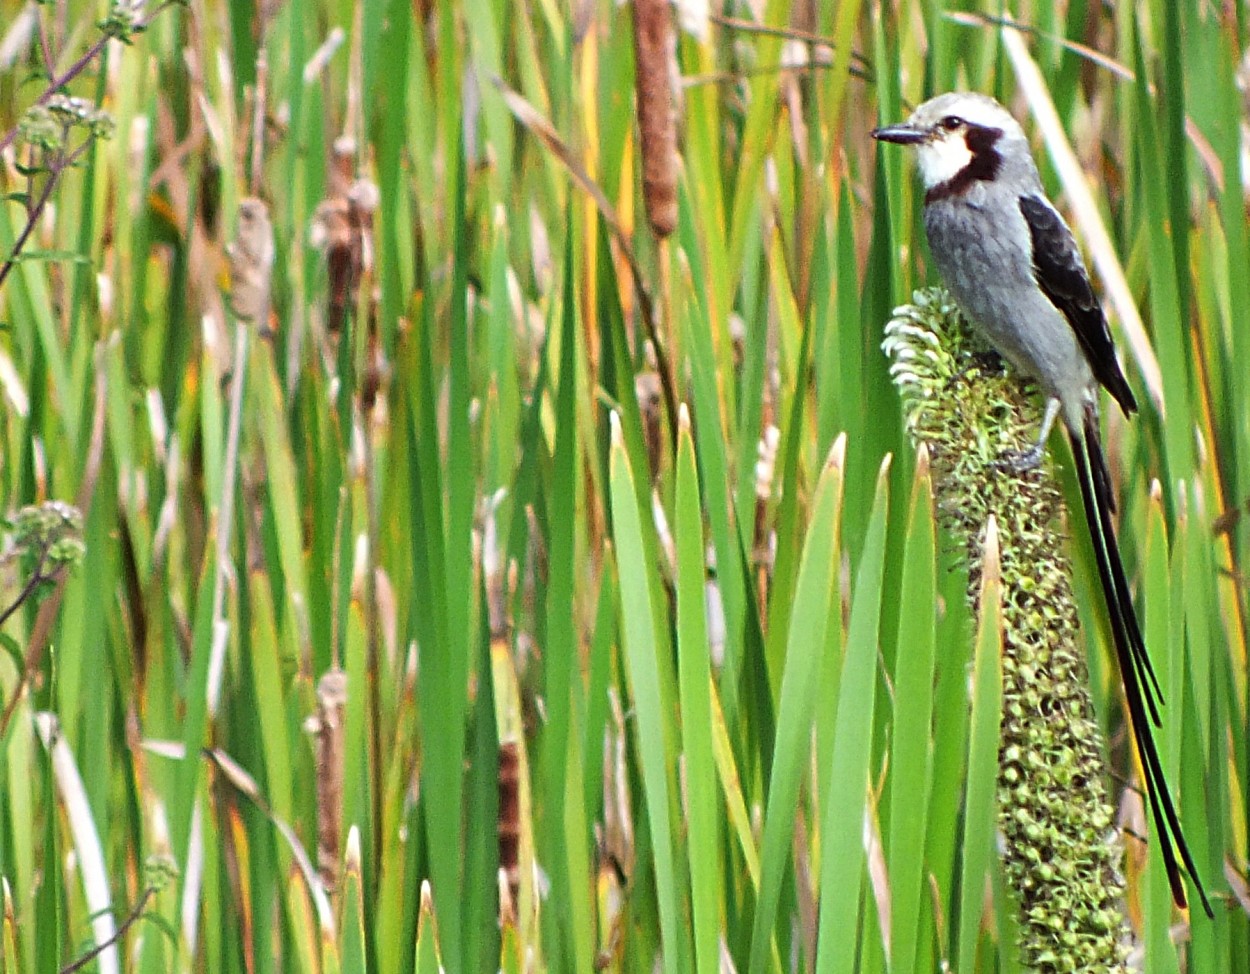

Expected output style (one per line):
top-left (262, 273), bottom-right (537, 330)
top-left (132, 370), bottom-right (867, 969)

top-left (872, 92), bottom-right (1027, 195)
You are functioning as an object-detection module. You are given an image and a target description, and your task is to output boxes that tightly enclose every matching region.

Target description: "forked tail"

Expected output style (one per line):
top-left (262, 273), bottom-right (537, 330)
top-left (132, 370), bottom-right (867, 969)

top-left (1069, 413), bottom-right (1212, 917)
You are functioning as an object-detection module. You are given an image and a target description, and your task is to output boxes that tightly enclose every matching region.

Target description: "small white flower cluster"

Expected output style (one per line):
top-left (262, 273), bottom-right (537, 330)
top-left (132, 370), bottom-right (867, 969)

top-left (881, 288), bottom-right (964, 428)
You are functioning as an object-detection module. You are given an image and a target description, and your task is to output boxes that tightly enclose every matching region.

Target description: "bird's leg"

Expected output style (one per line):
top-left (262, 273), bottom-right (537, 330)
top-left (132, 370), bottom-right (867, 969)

top-left (995, 396), bottom-right (1062, 472)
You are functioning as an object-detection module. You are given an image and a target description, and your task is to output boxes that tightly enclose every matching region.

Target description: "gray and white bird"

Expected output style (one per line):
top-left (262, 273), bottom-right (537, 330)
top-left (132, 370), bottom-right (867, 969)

top-left (873, 91), bottom-right (1212, 917)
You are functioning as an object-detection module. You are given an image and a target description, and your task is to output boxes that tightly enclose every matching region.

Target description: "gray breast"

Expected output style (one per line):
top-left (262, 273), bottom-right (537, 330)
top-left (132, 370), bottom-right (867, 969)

top-left (922, 189), bottom-right (1087, 395)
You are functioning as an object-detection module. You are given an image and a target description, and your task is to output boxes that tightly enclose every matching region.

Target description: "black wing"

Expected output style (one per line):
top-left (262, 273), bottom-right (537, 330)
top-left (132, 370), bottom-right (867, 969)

top-left (1018, 194), bottom-right (1137, 416)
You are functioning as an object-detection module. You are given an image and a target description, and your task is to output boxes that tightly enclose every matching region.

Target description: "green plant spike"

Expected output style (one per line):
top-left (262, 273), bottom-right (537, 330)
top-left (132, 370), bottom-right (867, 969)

top-left (883, 288), bottom-right (1131, 973)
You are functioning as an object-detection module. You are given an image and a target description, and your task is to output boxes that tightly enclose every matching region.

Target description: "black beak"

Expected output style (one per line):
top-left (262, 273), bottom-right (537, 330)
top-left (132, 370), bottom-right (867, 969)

top-left (871, 123), bottom-right (925, 145)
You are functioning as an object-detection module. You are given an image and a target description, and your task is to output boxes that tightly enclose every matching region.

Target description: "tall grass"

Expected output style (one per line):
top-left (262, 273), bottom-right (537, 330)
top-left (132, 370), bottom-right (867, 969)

top-left (0, 0), bottom-right (1246, 971)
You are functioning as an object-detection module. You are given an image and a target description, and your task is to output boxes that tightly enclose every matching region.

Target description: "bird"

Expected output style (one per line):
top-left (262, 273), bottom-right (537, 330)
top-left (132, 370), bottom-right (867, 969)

top-left (872, 91), bottom-right (1212, 917)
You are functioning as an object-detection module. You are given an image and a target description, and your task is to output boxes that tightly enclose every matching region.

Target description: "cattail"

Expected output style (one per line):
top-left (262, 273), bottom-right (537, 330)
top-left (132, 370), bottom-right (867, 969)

top-left (498, 741), bottom-right (522, 905)
top-left (310, 139), bottom-right (378, 336)
top-left (312, 198), bottom-right (352, 333)
top-left (307, 669), bottom-right (348, 893)
top-left (227, 197), bottom-right (274, 329)
top-left (632, 0), bottom-right (678, 237)
top-left (634, 369), bottom-right (664, 478)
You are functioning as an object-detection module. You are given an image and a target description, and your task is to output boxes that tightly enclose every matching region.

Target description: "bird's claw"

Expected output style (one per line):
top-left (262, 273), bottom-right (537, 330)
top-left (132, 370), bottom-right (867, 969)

top-left (993, 444), bottom-right (1045, 473)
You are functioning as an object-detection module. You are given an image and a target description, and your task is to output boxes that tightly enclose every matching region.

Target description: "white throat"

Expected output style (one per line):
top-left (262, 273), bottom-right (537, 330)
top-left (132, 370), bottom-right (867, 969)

top-left (916, 135), bottom-right (973, 189)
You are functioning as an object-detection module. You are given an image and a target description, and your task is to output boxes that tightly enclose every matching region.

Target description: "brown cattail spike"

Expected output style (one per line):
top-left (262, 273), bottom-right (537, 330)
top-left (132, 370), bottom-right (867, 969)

top-left (634, 370), bottom-right (664, 479)
top-left (309, 669), bottom-right (348, 893)
top-left (228, 197), bottom-right (275, 329)
top-left (310, 139), bottom-right (378, 338)
top-left (632, 0), bottom-right (678, 238)
top-left (498, 740), bottom-right (522, 904)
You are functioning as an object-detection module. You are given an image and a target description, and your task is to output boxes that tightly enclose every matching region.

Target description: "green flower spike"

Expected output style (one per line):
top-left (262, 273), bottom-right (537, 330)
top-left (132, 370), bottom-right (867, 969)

top-left (883, 288), bottom-right (1130, 973)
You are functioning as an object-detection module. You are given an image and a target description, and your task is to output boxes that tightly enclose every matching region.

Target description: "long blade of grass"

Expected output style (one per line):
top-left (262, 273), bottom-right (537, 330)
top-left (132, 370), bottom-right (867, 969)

top-left (953, 518), bottom-right (1004, 974)
top-left (748, 436), bottom-right (847, 974)
top-left (813, 455), bottom-right (891, 974)
top-left (886, 449), bottom-right (937, 974)
top-left (675, 405), bottom-right (722, 974)
top-left (607, 412), bottom-right (685, 974)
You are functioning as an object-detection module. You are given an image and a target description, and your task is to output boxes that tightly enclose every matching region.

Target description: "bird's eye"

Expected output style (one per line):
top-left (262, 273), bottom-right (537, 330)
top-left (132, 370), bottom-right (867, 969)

top-left (939, 115), bottom-right (964, 130)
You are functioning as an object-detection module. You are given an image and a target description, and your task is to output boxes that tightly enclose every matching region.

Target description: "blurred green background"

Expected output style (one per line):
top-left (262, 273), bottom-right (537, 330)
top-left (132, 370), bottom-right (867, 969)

top-left (0, 0), bottom-right (1246, 971)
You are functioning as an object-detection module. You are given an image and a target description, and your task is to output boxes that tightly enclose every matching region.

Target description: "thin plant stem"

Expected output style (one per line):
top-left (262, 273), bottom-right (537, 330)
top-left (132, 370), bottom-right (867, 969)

top-left (0, 0), bottom-right (182, 157)
top-left (59, 886), bottom-right (158, 974)
top-left (0, 136), bottom-right (93, 292)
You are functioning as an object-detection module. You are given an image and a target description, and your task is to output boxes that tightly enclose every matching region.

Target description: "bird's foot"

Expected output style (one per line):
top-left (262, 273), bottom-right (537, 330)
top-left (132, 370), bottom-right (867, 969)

top-left (993, 443), bottom-right (1045, 473)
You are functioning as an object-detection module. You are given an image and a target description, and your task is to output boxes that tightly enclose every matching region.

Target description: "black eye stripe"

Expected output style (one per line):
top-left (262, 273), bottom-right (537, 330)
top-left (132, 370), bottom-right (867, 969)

top-left (923, 124), bottom-right (1005, 202)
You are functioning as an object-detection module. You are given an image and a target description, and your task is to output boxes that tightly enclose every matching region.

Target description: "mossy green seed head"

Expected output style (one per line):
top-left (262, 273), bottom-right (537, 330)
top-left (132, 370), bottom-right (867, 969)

top-left (884, 289), bottom-right (1131, 973)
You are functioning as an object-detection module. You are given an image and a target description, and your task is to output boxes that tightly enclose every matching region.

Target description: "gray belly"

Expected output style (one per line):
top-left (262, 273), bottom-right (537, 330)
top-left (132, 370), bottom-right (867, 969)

top-left (923, 196), bottom-right (1091, 402)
